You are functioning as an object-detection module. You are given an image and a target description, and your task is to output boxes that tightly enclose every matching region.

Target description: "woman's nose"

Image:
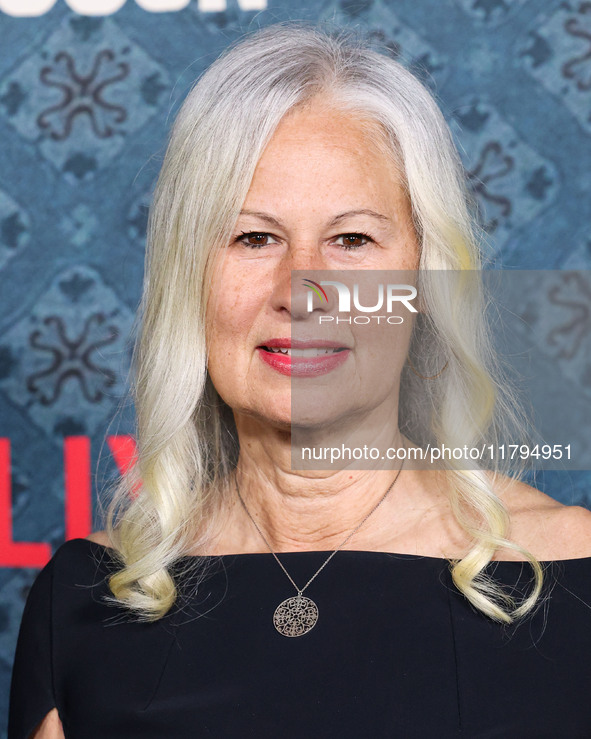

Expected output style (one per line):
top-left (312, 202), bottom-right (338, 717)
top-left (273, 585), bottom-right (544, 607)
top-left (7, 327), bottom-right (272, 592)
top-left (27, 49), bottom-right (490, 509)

top-left (271, 246), bottom-right (333, 318)
top-left (285, 244), bottom-right (328, 273)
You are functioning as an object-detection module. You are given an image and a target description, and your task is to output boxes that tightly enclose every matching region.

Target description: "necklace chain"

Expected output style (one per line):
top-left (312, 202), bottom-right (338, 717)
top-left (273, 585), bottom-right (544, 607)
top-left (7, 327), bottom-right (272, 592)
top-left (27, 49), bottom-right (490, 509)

top-left (233, 443), bottom-right (406, 597)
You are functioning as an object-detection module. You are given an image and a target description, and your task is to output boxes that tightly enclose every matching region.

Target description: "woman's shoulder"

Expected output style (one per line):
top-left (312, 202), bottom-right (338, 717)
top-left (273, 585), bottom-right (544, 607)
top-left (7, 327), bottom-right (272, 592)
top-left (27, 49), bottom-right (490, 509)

top-left (85, 530), bottom-right (116, 550)
top-left (489, 475), bottom-right (591, 562)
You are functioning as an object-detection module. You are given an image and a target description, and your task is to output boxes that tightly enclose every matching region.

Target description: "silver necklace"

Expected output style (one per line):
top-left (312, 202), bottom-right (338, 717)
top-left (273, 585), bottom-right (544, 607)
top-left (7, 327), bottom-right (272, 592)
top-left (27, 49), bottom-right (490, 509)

top-left (233, 451), bottom-right (406, 638)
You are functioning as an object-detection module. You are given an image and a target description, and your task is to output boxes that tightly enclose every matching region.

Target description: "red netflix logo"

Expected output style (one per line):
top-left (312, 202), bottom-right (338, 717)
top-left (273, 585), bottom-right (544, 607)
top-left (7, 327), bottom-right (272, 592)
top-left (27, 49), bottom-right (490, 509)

top-left (0, 436), bottom-right (138, 568)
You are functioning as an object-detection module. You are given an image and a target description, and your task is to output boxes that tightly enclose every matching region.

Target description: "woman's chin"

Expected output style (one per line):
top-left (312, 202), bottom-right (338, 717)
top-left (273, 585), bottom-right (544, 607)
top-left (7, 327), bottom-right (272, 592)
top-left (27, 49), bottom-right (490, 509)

top-left (243, 406), bottom-right (343, 433)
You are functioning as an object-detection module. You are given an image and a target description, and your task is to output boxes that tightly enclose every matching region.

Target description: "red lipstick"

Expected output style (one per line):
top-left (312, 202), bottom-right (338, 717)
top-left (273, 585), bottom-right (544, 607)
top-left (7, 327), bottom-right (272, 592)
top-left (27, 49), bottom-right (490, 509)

top-left (257, 338), bottom-right (350, 377)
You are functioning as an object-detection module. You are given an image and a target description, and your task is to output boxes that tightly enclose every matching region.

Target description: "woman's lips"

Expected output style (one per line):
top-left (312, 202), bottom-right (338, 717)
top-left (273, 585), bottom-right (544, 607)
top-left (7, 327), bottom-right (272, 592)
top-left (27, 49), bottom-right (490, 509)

top-left (256, 346), bottom-right (350, 377)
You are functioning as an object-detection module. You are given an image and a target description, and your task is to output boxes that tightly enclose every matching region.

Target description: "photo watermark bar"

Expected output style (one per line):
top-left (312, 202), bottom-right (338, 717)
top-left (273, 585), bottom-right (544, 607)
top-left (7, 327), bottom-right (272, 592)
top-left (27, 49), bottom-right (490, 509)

top-left (287, 269), bottom-right (591, 472)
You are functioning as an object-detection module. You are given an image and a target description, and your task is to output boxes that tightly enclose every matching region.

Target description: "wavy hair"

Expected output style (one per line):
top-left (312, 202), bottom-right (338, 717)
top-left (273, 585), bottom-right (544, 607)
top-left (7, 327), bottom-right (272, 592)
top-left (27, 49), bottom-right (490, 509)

top-left (98, 21), bottom-right (547, 624)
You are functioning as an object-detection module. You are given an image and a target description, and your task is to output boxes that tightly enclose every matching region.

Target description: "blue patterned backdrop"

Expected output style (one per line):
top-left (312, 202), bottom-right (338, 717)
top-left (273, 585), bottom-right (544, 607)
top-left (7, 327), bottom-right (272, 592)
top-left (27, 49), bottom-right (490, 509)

top-left (1, 0), bottom-right (590, 729)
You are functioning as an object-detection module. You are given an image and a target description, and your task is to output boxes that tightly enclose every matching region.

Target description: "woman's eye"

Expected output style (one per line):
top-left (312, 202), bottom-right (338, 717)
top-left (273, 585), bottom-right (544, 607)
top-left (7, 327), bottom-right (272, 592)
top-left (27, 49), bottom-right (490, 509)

top-left (334, 233), bottom-right (373, 250)
top-left (234, 231), bottom-right (373, 250)
top-left (236, 232), bottom-right (277, 248)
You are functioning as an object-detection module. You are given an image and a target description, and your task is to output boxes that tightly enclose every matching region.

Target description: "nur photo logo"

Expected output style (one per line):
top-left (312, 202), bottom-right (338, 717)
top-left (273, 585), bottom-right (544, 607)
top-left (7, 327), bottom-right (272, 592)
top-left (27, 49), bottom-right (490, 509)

top-left (302, 278), bottom-right (418, 324)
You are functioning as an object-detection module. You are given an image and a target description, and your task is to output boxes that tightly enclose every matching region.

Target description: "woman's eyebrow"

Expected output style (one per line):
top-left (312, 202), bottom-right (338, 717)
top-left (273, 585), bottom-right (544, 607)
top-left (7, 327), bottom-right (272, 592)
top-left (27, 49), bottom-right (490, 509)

top-left (238, 209), bottom-right (392, 227)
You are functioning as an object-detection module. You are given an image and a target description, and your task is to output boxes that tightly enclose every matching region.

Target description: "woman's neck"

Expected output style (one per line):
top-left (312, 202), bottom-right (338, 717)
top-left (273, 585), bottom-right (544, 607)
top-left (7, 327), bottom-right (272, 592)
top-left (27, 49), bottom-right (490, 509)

top-left (206, 440), bottom-right (448, 555)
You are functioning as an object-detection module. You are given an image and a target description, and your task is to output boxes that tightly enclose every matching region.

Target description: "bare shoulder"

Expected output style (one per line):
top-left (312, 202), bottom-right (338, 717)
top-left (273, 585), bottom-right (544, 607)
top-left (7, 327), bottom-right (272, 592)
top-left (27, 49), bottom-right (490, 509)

top-left (85, 530), bottom-right (114, 549)
top-left (542, 501), bottom-right (591, 559)
top-left (490, 474), bottom-right (591, 561)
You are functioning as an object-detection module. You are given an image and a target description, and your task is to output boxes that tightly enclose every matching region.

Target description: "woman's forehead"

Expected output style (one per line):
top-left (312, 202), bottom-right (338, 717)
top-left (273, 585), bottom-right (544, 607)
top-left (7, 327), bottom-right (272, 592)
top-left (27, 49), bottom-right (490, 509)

top-left (272, 99), bottom-right (388, 147)
top-left (242, 107), bottom-right (407, 215)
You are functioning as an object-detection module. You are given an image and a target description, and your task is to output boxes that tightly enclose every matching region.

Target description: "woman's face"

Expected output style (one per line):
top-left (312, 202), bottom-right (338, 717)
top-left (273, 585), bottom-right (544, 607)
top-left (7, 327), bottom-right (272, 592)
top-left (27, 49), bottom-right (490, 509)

top-left (206, 99), bottom-right (420, 433)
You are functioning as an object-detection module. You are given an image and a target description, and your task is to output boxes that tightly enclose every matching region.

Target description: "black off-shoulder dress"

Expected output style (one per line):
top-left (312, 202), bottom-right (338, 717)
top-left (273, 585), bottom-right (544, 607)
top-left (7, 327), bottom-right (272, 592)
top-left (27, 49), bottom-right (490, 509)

top-left (7, 538), bottom-right (591, 738)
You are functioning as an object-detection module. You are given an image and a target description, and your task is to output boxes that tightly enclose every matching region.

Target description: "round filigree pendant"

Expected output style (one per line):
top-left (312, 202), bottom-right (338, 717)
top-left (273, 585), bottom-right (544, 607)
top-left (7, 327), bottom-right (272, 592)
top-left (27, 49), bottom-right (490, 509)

top-left (273, 594), bottom-right (319, 637)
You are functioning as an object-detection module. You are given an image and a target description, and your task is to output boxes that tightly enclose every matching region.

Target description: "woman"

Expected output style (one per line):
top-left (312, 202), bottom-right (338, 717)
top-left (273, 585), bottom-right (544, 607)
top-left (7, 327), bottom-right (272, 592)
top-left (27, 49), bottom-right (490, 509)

top-left (8, 21), bottom-right (591, 739)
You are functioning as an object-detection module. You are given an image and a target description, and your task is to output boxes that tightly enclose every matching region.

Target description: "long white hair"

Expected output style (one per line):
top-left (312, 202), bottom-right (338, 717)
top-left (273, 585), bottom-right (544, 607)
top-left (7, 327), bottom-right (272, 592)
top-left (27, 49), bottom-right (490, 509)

top-left (99, 21), bottom-right (546, 624)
